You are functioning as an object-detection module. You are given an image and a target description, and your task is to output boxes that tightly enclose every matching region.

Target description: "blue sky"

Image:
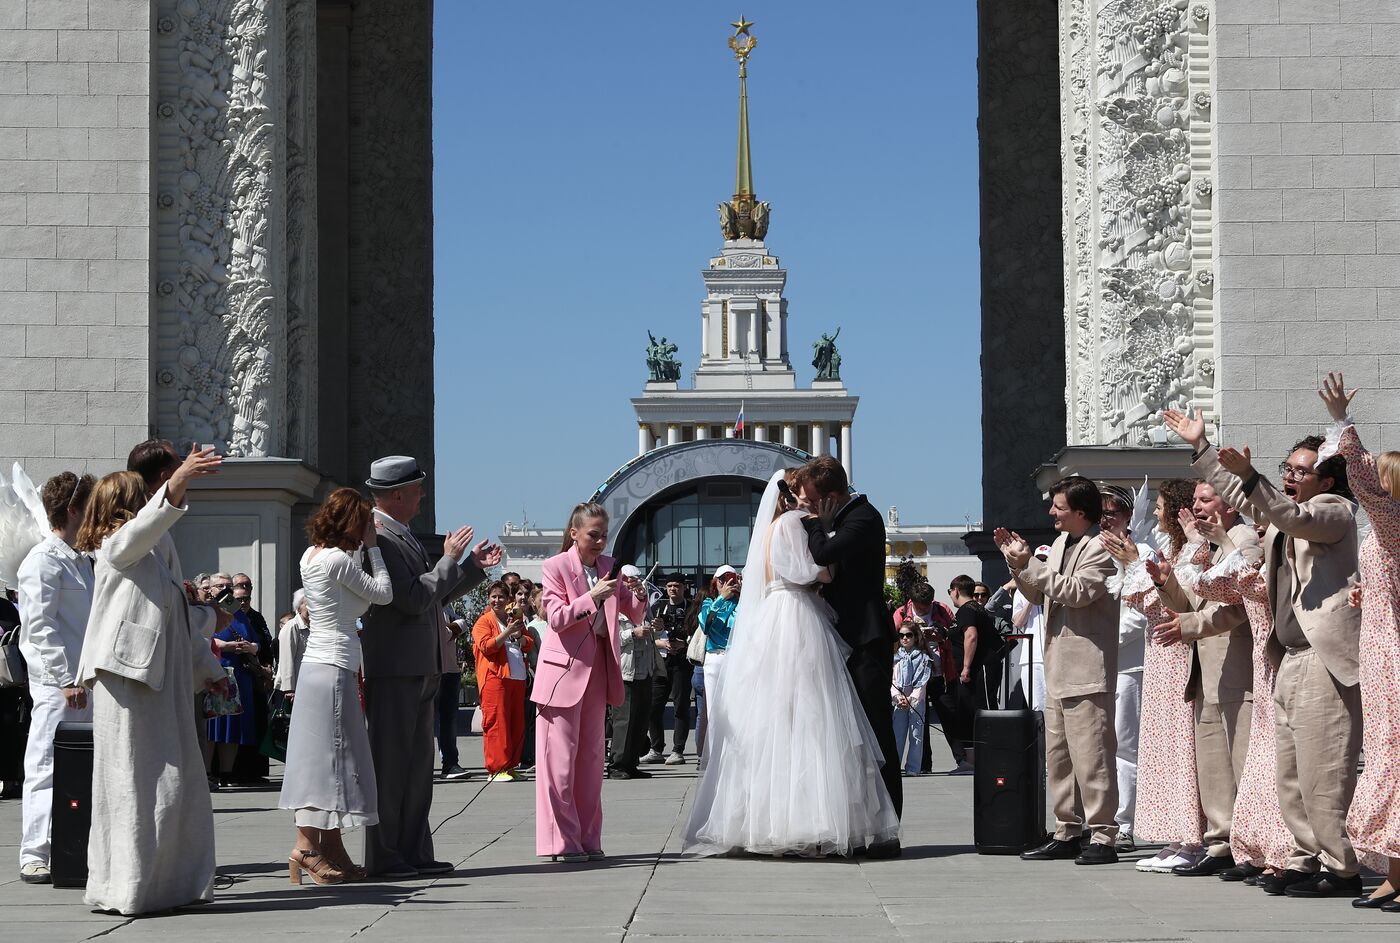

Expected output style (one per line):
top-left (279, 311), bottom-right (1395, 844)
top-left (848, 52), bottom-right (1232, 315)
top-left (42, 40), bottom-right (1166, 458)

top-left (432, 1), bottom-right (982, 539)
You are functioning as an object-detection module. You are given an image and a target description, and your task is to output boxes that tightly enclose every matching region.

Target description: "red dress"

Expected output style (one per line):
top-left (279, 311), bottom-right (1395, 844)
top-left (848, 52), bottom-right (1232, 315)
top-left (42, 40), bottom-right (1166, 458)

top-left (1334, 422), bottom-right (1400, 870)
top-left (1173, 543), bottom-right (1292, 869)
top-left (1121, 544), bottom-right (1209, 846)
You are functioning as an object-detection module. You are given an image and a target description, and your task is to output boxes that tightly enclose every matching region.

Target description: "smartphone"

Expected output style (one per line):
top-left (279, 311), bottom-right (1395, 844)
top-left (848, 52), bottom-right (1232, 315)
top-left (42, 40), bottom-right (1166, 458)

top-left (213, 587), bottom-right (241, 614)
top-left (606, 560), bottom-right (623, 581)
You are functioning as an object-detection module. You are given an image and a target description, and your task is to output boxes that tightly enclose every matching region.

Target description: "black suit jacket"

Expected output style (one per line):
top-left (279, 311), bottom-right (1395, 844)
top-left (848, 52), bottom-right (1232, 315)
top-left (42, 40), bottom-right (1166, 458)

top-left (803, 495), bottom-right (895, 651)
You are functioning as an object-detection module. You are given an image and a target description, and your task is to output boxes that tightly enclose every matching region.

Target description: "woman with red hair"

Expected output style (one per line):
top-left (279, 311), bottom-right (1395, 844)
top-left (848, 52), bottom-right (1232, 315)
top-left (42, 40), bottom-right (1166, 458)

top-left (278, 487), bottom-right (391, 885)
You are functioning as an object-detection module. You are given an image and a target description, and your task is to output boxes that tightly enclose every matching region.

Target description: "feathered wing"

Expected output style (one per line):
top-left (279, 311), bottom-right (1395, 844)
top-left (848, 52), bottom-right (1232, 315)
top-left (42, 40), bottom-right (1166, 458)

top-left (1128, 476), bottom-right (1161, 553)
top-left (0, 462), bottom-right (49, 589)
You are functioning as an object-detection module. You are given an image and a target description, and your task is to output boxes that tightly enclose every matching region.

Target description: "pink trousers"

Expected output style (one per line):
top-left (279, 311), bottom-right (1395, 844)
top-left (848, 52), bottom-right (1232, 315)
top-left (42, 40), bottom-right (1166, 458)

top-left (535, 636), bottom-right (609, 856)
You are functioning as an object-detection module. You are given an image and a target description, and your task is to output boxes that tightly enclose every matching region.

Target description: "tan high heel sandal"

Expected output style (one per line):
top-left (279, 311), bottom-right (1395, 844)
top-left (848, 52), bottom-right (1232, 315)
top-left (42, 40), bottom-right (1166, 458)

top-left (323, 849), bottom-right (368, 882)
top-left (289, 848), bottom-right (345, 886)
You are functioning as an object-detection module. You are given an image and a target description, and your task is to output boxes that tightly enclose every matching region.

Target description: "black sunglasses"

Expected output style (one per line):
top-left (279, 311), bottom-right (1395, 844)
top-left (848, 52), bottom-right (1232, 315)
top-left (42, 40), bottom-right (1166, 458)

top-left (898, 633), bottom-right (917, 639)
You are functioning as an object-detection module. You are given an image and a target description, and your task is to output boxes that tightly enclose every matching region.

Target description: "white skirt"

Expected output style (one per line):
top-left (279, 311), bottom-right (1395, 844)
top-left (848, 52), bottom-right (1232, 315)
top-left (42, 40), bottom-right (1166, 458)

top-left (278, 661), bottom-right (378, 829)
top-left (684, 585), bottom-right (900, 857)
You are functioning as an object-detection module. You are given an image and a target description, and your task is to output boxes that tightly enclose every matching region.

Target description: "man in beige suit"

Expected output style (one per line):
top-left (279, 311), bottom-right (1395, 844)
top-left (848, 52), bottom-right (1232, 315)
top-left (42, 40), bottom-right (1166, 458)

top-left (1153, 481), bottom-right (1262, 877)
top-left (1165, 410), bottom-right (1362, 899)
top-left (995, 475), bottom-right (1120, 865)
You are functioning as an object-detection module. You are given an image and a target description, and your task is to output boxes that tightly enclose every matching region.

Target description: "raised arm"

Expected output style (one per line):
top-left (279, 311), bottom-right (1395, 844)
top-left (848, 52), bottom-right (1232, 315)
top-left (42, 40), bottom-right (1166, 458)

top-left (325, 547), bottom-right (393, 606)
top-left (101, 483), bottom-right (186, 571)
top-left (1331, 421), bottom-right (1400, 550)
top-left (771, 513), bottom-right (828, 585)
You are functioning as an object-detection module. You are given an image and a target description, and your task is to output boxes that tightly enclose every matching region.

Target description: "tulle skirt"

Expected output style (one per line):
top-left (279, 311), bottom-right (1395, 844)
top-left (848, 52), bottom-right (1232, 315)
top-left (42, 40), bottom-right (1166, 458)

top-left (683, 585), bottom-right (900, 857)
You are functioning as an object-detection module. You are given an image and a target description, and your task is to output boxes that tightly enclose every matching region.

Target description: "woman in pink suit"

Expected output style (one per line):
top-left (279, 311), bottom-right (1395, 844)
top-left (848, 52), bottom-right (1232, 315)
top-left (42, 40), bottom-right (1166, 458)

top-left (533, 502), bottom-right (647, 863)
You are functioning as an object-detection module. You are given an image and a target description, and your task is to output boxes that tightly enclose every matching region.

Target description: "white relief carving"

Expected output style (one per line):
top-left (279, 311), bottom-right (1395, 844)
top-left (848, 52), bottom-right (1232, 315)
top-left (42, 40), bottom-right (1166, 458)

top-left (164, 0), bottom-right (282, 456)
top-left (1062, 0), bottom-right (1213, 446)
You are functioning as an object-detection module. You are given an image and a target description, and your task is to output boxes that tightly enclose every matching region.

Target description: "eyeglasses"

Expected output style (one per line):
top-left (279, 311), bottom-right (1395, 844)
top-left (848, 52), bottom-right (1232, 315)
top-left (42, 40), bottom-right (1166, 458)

top-left (898, 633), bottom-right (917, 639)
top-left (233, 581), bottom-right (252, 589)
top-left (972, 591), bottom-right (989, 599)
top-left (1278, 463), bottom-right (1317, 482)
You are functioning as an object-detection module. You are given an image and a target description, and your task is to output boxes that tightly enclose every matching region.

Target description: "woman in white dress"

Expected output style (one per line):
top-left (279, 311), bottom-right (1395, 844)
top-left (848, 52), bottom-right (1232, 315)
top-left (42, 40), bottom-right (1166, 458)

top-left (279, 487), bottom-right (392, 884)
top-left (75, 450), bottom-right (229, 915)
top-left (684, 470), bottom-right (900, 857)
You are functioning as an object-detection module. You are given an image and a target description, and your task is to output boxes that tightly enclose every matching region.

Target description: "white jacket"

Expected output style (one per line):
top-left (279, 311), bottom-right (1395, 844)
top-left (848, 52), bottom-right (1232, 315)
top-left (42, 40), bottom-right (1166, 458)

top-left (77, 484), bottom-right (222, 692)
top-left (17, 535), bottom-right (94, 687)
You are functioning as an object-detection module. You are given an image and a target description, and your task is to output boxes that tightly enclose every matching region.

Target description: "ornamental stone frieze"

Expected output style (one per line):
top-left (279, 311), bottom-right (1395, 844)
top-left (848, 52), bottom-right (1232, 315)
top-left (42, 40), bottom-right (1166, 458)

top-left (155, 0), bottom-right (286, 457)
top-left (1061, 0), bottom-right (1216, 446)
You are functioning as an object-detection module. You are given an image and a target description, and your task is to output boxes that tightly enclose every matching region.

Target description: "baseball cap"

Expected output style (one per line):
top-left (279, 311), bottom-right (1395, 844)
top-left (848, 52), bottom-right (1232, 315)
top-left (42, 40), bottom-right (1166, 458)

top-left (619, 564), bottom-right (642, 579)
top-left (1034, 545), bottom-right (1052, 559)
top-left (714, 565), bottom-right (739, 581)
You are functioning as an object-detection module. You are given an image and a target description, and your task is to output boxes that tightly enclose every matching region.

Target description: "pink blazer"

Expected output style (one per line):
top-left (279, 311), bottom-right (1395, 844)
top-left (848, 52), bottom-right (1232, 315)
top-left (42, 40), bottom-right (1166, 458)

top-left (532, 546), bottom-right (646, 710)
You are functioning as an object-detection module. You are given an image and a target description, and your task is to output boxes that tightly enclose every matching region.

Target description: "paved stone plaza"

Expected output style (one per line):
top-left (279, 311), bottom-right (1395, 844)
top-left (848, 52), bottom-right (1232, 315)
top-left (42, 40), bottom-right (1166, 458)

top-left (0, 735), bottom-right (1393, 943)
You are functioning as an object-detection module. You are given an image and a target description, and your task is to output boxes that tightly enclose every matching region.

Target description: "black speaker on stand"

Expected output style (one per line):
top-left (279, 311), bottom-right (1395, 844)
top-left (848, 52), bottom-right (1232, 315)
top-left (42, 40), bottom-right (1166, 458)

top-left (973, 634), bottom-right (1046, 854)
top-left (50, 721), bottom-right (94, 888)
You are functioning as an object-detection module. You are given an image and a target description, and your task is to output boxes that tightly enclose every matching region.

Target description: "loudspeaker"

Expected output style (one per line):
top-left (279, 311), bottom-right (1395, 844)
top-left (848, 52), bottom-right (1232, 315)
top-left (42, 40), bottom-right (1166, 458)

top-left (50, 721), bottom-right (93, 888)
top-left (973, 708), bottom-right (1046, 854)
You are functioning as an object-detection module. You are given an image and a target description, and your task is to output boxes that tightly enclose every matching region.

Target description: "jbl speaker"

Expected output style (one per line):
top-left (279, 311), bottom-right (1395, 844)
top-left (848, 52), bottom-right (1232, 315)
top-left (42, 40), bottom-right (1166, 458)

top-left (50, 721), bottom-right (94, 888)
top-left (973, 708), bottom-right (1046, 854)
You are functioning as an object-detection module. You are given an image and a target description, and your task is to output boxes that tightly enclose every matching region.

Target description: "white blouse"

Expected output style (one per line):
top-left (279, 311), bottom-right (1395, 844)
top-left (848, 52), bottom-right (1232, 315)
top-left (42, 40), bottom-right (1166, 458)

top-left (299, 545), bottom-right (392, 672)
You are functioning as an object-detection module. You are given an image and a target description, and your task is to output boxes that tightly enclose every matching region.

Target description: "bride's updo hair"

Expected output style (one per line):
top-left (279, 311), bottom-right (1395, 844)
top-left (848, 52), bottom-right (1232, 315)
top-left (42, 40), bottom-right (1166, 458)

top-left (774, 469), bottom-right (800, 521)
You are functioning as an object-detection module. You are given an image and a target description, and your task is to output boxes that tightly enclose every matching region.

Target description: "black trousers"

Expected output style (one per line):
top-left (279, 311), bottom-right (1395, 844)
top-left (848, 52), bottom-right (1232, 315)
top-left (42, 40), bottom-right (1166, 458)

top-left (647, 656), bottom-right (693, 756)
top-left (849, 641), bottom-right (902, 819)
top-left (932, 662), bottom-right (1004, 762)
top-left (608, 676), bottom-right (653, 771)
top-left (435, 671), bottom-right (460, 772)
top-left (520, 674), bottom-right (537, 767)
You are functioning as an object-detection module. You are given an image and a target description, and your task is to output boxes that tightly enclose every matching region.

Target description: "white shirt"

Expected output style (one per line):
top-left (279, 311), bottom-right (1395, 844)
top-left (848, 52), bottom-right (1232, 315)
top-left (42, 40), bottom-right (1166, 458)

top-left (582, 563), bottom-right (607, 637)
top-left (17, 534), bottom-right (94, 688)
top-left (300, 545), bottom-right (392, 672)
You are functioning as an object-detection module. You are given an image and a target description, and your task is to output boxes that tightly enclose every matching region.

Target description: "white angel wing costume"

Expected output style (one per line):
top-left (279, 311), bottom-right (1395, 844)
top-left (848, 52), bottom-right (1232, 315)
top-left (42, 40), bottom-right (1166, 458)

top-left (0, 462), bottom-right (49, 589)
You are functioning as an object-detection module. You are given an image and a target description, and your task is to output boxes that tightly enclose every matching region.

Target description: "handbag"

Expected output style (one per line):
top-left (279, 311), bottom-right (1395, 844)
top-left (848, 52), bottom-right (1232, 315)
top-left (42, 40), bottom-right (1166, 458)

top-left (259, 690), bottom-right (292, 762)
top-left (686, 620), bottom-right (708, 666)
top-left (202, 667), bottom-right (244, 718)
top-left (0, 624), bottom-right (27, 688)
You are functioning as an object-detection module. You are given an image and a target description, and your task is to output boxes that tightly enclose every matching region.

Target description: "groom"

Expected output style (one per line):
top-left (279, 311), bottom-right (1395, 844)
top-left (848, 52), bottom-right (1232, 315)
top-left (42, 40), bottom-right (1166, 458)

top-left (796, 456), bottom-right (903, 850)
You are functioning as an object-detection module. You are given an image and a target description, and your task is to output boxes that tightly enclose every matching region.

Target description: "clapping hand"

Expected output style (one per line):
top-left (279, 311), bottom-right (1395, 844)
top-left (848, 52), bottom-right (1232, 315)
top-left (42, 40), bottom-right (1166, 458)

top-left (468, 540), bottom-right (503, 570)
top-left (1100, 530), bottom-right (1139, 564)
top-left (1349, 582), bottom-right (1363, 609)
top-left (1319, 371), bottom-right (1357, 421)
top-left (1162, 408), bottom-right (1206, 450)
top-left (1153, 612), bottom-right (1183, 645)
top-left (443, 526), bottom-right (474, 561)
top-left (1217, 445), bottom-right (1255, 478)
top-left (993, 527), bottom-right (1031, 571)
top-left (1144, 555), bottom-right (1170, 586)
top-left (1181, 507), bottom-right (1229, 546)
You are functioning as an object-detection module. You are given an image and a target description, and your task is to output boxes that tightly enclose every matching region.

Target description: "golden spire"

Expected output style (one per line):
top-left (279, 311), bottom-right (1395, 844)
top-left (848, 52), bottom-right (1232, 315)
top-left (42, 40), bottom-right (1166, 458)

top-left (729, 17), bottom-right (756, 198)
top-left (718, 17), bottom-right (769, 241)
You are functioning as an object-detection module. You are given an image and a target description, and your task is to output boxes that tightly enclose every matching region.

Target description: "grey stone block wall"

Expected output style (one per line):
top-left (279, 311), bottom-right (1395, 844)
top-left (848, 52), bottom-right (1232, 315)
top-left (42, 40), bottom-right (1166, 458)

top-left (0, 0), bottom-right (150, 482)
top-left (1215, 0), bottom-right (1400, 459)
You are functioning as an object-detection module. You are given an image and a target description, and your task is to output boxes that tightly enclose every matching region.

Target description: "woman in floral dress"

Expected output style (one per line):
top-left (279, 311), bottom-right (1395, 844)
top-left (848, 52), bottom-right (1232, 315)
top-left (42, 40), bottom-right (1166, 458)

top-left (1102, 480), bottom-right (1208, 873)
top-left (1172, 510), bottom-right (1292, 879)
top-left (1319, 373), bottom-right (1400, 908)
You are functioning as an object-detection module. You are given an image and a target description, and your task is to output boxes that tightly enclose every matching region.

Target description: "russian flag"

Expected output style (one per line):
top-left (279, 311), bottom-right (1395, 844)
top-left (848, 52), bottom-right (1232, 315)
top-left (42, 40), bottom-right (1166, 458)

top-left (733, 401), bottom-right (744, 437)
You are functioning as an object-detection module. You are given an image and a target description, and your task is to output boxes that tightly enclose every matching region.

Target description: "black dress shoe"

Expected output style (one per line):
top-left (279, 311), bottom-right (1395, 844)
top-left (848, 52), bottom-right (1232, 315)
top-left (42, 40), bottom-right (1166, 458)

top-left (1219, 863), bottom-right (1264, 882)
top-left (866, 839), bottom-right (902, 859)
top-left (1260, 869), bottom-right (1313, 896)
top-left (1285, 870), bottom-right (1363, 898)
top-left (1020, 838), bottom-right (1080, 861)
top-left (1075, 843), bottom-right (1118, 866)
top-left (1380, 899), bottom-right (1400, 913)
top-left (1352, 889), bottom-right (1400, 909)
top-left (1173, 853), bottom-right (1234, 876)
top-left (606, 767), bottom-right (635, 780)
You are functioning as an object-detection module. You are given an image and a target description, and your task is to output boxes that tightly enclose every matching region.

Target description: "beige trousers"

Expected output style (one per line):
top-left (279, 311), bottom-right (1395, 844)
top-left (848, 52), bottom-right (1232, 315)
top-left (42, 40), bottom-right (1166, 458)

top-left (1194, 697), bottom-right (1252, 857)
top-left (1274, 649), bottom-right (1361, 875)
top-left (1045, 691), bottom-right (1119, 844)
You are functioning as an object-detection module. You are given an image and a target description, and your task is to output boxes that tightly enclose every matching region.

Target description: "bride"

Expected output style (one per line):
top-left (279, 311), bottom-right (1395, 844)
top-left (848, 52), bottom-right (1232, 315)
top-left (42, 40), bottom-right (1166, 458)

top-left (684, 469), bottom-right (900, 857)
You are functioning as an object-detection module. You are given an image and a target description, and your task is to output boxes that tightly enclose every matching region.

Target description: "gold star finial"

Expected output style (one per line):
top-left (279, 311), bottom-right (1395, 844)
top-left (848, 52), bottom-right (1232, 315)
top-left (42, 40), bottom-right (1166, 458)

top-left (731, 16), bottom-right (753, 36)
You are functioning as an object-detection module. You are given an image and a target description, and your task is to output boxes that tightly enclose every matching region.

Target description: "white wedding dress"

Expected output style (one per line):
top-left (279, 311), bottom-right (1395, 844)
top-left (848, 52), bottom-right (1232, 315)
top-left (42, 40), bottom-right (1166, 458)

top-left (684, 473), bottom-right (900, 857)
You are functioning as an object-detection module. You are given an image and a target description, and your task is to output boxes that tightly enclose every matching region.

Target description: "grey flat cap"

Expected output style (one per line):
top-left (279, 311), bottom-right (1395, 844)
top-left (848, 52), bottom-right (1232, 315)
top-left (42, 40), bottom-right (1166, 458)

top-left (366, 455), bottom-right (427, 491)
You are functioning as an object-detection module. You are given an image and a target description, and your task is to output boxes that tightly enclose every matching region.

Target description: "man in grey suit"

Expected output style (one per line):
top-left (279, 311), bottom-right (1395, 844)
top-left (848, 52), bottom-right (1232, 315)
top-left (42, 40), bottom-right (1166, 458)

top-left (362, 456), bottom-right (500, 878)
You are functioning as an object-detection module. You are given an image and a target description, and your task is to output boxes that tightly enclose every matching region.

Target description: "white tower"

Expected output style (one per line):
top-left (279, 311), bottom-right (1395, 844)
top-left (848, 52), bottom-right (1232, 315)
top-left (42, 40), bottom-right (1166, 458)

top-left (631, 18), bottom-right (858, 480)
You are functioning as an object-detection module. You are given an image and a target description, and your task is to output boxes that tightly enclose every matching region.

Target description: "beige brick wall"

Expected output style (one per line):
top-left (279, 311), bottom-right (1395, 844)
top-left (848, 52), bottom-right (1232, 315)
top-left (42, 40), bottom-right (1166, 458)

top-left (0, 0), bottom-right (150, 482)
top-left (1215, 0), bottom-right (1400, 459)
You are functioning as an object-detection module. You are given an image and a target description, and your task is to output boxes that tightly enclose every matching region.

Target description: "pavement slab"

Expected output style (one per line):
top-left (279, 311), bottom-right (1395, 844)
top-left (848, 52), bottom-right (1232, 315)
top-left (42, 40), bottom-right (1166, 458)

top-left (1, 738), bottom-right (1396, 942)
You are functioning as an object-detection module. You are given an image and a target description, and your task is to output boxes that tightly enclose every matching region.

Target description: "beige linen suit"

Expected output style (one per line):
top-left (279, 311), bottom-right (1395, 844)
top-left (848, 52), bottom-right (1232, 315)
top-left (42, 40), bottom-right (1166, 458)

top-left (1193, 447), bottom-right (1362, 875)
top-left (1014, 530), bottom-right (1121, 845)
top-left (1158, 522), bottom-right (1262, 859)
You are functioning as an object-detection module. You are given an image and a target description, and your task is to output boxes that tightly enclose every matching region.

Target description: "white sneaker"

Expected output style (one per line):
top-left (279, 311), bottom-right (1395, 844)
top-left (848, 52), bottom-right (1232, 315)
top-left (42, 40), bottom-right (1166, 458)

top-left (1136, 848), bottom-right (1174, 872)
top-left (664, 752), bottom-right (685, 765)
top-left (639, 750), bottom-right (665, 764)
top-left (20, 862), bottom-right (51, 884)
top-left (1149, 852), bottom-right (1193, 873)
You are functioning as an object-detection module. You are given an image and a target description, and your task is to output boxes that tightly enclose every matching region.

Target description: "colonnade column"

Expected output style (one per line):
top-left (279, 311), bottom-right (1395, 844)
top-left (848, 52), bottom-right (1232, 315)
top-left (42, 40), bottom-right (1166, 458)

top-left (638, 424), bottom-right (652, 455)
top-left (695, 424), bottom-right (708, 440)
top-left (754, 424), bottom-right (768, 443)
top-left (782, 423), bottom-right (795, 447)
top-left (840, 422), bottom-right (853, 483)
top-left (666, 424), bottom-right (681, 446)
top-left (810, 421), bottom-right (826, 457)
